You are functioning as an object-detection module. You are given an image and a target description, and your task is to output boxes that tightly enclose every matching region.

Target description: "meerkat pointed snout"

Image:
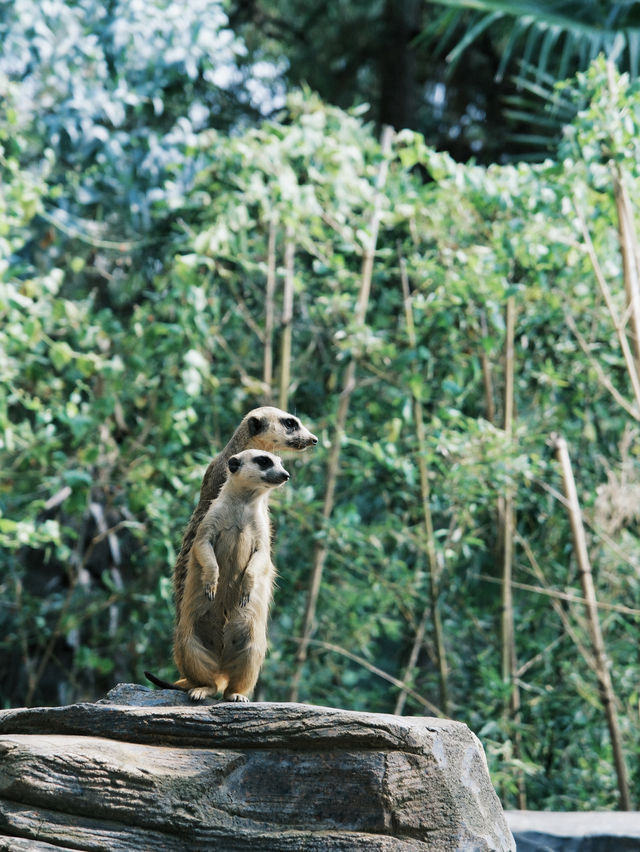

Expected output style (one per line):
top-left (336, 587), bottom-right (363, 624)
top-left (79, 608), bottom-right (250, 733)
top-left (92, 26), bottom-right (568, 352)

top-left (266, 466), bottom-right (290, 485)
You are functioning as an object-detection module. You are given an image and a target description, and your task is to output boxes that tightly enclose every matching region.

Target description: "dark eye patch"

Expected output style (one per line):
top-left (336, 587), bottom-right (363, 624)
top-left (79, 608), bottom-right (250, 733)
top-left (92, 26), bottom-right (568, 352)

top-left (281, 417), bottom-right (298, 431)
top-left (255, 455), bottom-right (274, 470)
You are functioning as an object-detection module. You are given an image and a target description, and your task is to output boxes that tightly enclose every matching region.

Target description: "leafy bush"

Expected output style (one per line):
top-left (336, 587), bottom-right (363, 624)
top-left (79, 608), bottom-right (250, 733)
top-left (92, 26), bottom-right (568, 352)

top-left (1, 35), bottom-right (639, 811)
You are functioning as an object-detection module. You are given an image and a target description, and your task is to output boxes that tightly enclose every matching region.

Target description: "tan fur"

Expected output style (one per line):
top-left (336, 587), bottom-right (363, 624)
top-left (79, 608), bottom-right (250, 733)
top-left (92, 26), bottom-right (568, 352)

top-left (172, 407), bottom-right (317, 625)
top-left (174, 450), bottom-right (289, 701)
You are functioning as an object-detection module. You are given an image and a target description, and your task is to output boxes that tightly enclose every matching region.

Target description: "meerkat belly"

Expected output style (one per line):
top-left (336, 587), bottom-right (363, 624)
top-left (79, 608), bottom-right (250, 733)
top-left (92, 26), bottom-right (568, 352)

top-left (193, 528), bottom-right (265, 643)
top-left (217, 530), bottom-right (255, 599)
top-left (222, 575), bottom-right (271, 665)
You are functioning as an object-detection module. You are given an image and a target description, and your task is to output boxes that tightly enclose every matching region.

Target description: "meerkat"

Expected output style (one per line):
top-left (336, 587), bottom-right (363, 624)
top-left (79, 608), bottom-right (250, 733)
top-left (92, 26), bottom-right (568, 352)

top-left (166, 449), bottom-right (289, 701)
top-left (172, 407), bottom-right (317, 625)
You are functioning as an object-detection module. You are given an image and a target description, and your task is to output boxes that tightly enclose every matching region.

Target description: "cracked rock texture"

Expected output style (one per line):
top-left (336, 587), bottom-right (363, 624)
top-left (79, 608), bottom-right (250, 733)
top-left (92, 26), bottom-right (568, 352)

top-left (0, 684), bottom-right (514, 851)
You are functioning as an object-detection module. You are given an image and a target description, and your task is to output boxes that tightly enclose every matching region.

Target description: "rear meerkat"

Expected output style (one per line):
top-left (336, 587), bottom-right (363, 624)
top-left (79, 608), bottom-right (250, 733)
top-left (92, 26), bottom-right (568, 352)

top-left (173, 449), bottom-right (290, 701)
top-left (173, 407), bottom-right (317, 624)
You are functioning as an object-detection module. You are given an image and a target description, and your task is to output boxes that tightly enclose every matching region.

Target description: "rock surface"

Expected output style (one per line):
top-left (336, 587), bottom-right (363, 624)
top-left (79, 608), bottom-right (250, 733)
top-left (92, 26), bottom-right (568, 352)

top-left (0, 684), bottom-right (515, 851)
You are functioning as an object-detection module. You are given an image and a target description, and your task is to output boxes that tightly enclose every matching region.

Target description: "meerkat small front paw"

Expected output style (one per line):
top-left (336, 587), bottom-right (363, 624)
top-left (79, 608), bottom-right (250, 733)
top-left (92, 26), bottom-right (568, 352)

top-left (224, 692), bottom-right (250, 703)
top-left (189, 685), bottom-right (217, 701)
top-left (240, 592), bottom-right (250, 607)
top-left (204, 583), bottom-right (217, 600)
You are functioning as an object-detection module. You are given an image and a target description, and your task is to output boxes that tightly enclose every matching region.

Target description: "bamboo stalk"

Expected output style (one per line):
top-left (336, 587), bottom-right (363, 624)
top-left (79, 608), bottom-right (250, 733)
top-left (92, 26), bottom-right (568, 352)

top-left (481, 570), bottom-right (640, 618)
top-left (500, 297), bottom-right (516, 693)
top-left (575, 205), bottom-right (640, 414)
top-left (394, 254), bottom-right (449, 716)
top-left (279, 226), bottom-right (295, 410)
top-left (504, 533), bottom-right (598, 680)
top-left (613, 172), bottom-right (640, 377)
top-left (564, 310), bottom-right (640, 420)
top-left (503, 297), bottom-right (515, 434)
top-left (480, 311), bottom-right (496, 423)
top-left (551, 434), bottom-right (632, 811)
top-left (481, 301), bottom-right (523, 803)
top-left (294, 637), bottom-right (445, 717)
top-left (500, 294), bottom-right (525, 809)
top-left (262, 216), bottom-right (277, 401)
top-left (607, 60), bottom-right (640, 377)
top-left (288, 126), bottom-right (394, 702)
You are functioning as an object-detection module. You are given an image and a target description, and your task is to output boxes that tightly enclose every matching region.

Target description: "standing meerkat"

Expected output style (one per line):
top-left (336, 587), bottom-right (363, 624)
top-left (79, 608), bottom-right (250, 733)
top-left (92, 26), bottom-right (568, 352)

top-left (172, 407), bottom-right (317, 624)
top-left (173, 449), bottom-right (289, 701)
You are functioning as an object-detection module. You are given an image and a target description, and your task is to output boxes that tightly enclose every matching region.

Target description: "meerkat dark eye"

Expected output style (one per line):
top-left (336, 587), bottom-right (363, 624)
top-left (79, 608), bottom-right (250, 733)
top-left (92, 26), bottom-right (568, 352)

top-left (255, 455), bottom-right (274, 470)
top-left (281, 418), bottom-right (298, 431)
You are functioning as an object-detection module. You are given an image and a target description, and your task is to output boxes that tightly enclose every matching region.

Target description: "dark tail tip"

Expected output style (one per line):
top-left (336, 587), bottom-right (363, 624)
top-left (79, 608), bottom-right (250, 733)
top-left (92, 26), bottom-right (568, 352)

top-left (144, 670), bottom-right (179, 690)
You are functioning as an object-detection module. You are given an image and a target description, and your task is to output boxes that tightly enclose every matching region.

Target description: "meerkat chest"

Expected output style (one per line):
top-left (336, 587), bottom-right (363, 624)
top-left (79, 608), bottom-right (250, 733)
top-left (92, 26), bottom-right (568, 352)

top-left (215, 510), bottom-right (270, 577)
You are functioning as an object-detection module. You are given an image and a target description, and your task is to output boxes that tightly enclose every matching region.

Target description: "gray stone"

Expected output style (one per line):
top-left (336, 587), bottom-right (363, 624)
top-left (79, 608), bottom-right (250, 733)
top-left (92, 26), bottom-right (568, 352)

top-left (0, 684), bottom-right (514, 851)
top-left (506, 810), bottom-right (640, 851)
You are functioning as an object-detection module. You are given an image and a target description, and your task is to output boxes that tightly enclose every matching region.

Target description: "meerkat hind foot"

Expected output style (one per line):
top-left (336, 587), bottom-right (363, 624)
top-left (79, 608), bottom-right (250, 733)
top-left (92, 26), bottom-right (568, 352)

top-left (224, 692), bottom-right (250, 703)
top-left (188, 685), bottom-right (217, 701)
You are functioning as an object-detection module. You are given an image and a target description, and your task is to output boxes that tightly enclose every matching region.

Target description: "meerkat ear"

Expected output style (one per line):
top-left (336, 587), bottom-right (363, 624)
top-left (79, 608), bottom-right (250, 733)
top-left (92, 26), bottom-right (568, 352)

top-left (228, 456), bottom-right (242, 473)
top-left (248, 415), bottom-right (267, 436)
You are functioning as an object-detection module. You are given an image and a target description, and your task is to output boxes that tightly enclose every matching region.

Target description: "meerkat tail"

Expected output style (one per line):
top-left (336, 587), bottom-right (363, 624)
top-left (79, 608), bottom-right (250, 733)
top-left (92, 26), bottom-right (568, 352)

top-left (144, 670), bottom-right (188, 691)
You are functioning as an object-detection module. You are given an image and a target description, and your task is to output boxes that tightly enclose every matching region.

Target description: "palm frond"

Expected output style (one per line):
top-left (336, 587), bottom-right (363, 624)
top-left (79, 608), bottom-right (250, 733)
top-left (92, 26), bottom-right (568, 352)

top-left (501, 59), bottom-right (581, 160)
top-left (496, 16), bottom-right (532, 80)
top-left (445, 11), bottom-right (504, 66)
top-left (419, 0), bottom-right (640, 161)
top-left (426, 0), bottom-right (640, 80)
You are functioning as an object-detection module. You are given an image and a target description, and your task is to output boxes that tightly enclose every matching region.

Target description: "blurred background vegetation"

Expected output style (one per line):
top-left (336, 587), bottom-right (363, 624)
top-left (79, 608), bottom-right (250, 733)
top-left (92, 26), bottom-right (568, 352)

top-left (2, 0), bottom-right (640, 811)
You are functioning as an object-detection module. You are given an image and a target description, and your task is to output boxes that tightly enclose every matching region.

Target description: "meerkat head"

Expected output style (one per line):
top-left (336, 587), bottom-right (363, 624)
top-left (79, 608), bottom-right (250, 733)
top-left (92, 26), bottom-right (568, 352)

top-left (245, 407), bottom-right (318, 453)
top-left (227, 449), bottom-right (290, 490)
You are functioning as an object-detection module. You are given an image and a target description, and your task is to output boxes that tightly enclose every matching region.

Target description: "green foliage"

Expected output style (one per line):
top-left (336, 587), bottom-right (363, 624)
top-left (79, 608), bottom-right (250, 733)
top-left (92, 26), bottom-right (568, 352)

top-left (421, 0), bottom-right (640, 160)
top-left (428, 0), bottom-right (640, 81)
top-left (1, 20), bottom-right (639, 812)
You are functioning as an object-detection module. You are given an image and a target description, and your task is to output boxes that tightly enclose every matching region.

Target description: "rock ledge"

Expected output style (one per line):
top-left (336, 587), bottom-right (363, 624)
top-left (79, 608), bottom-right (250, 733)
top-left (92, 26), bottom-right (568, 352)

top-left (0, 684), bottom-right (514, 851)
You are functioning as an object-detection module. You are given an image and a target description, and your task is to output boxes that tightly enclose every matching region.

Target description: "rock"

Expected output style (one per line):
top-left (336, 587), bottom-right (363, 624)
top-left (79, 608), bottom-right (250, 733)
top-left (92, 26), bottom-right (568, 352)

top-left (0, 684), bottom-right (514, 851)
top-left (506, 810), bottom-right (640, 851)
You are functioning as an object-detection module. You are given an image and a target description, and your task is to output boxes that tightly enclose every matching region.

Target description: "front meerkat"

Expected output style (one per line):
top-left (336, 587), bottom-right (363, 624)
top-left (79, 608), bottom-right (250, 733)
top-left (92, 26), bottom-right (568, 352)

top-left (172, 407), bottom-right (317, 624)
top-left (173, 449), bottom-right (289, 702)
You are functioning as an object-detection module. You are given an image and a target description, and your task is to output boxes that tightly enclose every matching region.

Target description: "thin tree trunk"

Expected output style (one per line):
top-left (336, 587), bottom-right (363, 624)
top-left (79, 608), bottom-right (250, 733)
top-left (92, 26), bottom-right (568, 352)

top-left (279, 227), bottom-right (295, 410)
top-left (482, 301), bottom-right (524, 805)
top-left (552, 434), bottom-right (632, 811)
top-left (480, 311), bottom-right (496, 424)
top-left (500, 295), bottom-right (525, 809)
top-left (500, 296), bottom-right (515, 693)
top-left (302, 638), bottom-right (443, 716)
top-left (394, 255), bottom-right (448, 717)
top-left (515, 533), bottom-right (597, 678)
top-left (564, 310), bottom-right (640, 420)
top-left (262, 216), bottom-right (277, 401)
top-left (613, 172), bottom-right (640, 377)
top-left (289, 126), bottom-right (394, 702)
top-left (607, 60), bottom-right (640, 378)
top-left (575, 207), bottom-right (640, 414)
